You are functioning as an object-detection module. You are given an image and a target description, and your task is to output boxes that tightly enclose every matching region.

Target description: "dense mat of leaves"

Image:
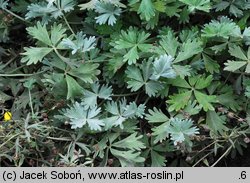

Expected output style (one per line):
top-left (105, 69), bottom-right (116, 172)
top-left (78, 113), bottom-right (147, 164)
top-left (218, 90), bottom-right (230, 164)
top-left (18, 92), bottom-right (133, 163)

top-left (1, 0), bottom-right (250, 167)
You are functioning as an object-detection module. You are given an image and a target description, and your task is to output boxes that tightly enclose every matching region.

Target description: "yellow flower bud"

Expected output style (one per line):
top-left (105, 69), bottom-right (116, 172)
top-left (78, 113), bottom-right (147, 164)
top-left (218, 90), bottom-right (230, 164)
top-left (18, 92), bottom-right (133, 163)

top-left (3, 111), bottom-right (12, 121)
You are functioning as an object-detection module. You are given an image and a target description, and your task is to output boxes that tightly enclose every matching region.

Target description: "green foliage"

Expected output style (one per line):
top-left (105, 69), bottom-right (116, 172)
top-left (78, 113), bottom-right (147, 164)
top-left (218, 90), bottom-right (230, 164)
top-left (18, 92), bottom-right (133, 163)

top-left (214, 0), bottom-right (250, 17)
top-left (104, 99), bottom-right (145, 129)
top-left (1, 0), bottom-right (250, 168)
top-left (125, 61), bottom-right (162, 96)
top-left (112, 27), bottom-right (152, 64)
top-left (202, 16), bottom-right (240, 39)
top-left (95, 133), bottom-right (145, 167)
top-left (167, 76), bottom-right (217, 111)
top-left (26, 0), bottom-right (75, 24)
top-left (94, 1), bottom-right (122, 26)
top-left (168, 118), bottom-right (199, 146)
top-left (150, 54), bottom-right (176, 80)
top-left (82, 82), bottom-right (112, 109)
top-left (62, 32), bottom-right (96, 54)
top-left (179, 0), bottom-right (211, 13)
top-left (224, 45), bottom-right (250, 73)
top-left (21, 22), bottom-right (66, 65)
top-left (62, 102), bottom-right (104, 130)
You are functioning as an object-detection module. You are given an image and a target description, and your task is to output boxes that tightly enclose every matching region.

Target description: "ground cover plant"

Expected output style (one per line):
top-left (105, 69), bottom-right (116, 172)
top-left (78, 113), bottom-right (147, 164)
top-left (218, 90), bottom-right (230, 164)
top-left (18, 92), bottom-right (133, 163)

top-left (1, 0), bottom-right (250, 167)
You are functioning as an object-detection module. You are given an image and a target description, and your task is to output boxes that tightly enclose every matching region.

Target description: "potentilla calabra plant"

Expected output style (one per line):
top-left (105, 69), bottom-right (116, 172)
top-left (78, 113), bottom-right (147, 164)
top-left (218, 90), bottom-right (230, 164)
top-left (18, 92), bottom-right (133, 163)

top-left (0, 0), bottom-right (250, 167)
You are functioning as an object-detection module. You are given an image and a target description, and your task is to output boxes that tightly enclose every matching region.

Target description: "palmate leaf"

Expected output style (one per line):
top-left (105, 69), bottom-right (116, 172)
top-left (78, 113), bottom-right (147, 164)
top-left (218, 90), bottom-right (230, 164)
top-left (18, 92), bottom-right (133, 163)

top-left (214, 0), bottom-right (250, 17)
top-left (159, 29), bottom-right (202, 64)
top-left (224, 61), bottom-right (247, 72)
top-left (214, 84), bottom-right (241, 111)
top-left (104, 99), bottom-right (145, 129)
top-left (26, 0), bottom-right (75, 24)
top-left (27, 22), bottom-right (52, 46)
top-left (97, 133), bottom-right (145, 167)
top-left (168, 118), bottom-right (199, 146)
top-left (114, 27), bottom-right (152, 64)
top-left (183, 100), bottom-right (202, 115)
top-left (172, 64), bottom-right (191, 78)
top-left (193, 75), bottom-right (213, 90)
top-left (202, 16), bottom-right (241, 39)
top-left (126, 61), bottom-right (162, 96)
top-left (110, 149), bottom-right (145, 167)
top-left (202, 54), bottom-right (220, 74)
top-left (152, 122), bottom-right (171, 143)
top-left (82, 82), bottom-right (112, 109)
top-left (62, 32), bottom-right (96, 54)
top-left (94, 1), bottom-right (122, 26)
top-left (224, 45), bottom-right (250, 73)
top-left (27, 22), bottom-right (66, 47)
top-left (179, 0), bottom-right (211, 13)
top-left (68, 63), bottom-right (100, 83)
top-left (112, 133), bottom-right (145, 151)
top-left (21, 22), bottom-right (66, 65)
top-left (110, 132), bottom-right (145, 167)
top-left (146, 107), bottom-right (169, 123)
top-left (174, 39), bottom-right (203, 63)
top-left (63, 102), bottom-right (104, 131)
top-left (151, 150), bottom-right (166, 167)
top-left (141, 135), bottom-right (169, 167)
top-left (142, 135), bottom-right (171, 167)
top-left (0, 0), bottom-right (8, 9)
top-left (206, 110), bottom-right (228, 135)
top-left (138, 0), bottom-right (155, 21)
top-left (21, 47), bottom-right (53, 65)
top-left (159, 31), bottom-right (179, 57)
top-left (150, 54), bottom-right (176, 80)
top-left (79, 0), bottom-right (126, 10)
top-left (194, 90), bottom-right (216, 111)
top-left (168, 76), bottom-right (216, 111)
top-left (167, 91), bottom-right (192, 112)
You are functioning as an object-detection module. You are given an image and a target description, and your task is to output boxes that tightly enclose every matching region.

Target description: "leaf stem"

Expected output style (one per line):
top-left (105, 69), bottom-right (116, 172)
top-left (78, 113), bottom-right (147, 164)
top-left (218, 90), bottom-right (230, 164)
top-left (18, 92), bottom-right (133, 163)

top-left (192, 151), bottom-right (213, 167)
top-left (112, 91), bottom-right (141, 97)
top-left (46, 136), bottom-right (73, 141)
top-left (0, 133), bottom-right (21, 149)
top-left (53, 47), bottom-right (77, 67)
top-left (211, 144), bottom-right (233, 167)
top-left (0, 69), bottom-right (49, 77)
top-left (28, 89), bottom-right (35, 118)
top-left (3, 8), bottom-right (29, 23)
top-left (63, 14), bottom-right (76, 36)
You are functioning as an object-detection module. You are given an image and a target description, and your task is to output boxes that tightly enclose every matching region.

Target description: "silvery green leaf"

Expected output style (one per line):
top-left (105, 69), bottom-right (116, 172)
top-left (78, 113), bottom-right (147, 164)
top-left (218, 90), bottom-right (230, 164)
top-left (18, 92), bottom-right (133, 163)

top-left (82, 82), bottom-right (113, 109)
top-left (168, 118), bottom-right (199, 146)
top-left (0, 0), bottom-right (8, 9)
top-left (63, 102), bottom-right (104, 130)
top-left (202, 16), bottom-right (241, 39)
top-left (104, 99), bottom-right (145, 129)
top-left (126, 61), bottom-right (162, 96)
top-left (94, 1), bottom-right (122, 26)
top-left (62, 32), bottom-right (96, 54)
top-left (26, 0), bottom-right (75, 23)
top-left (150, 54), bottom-right (176, 80)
